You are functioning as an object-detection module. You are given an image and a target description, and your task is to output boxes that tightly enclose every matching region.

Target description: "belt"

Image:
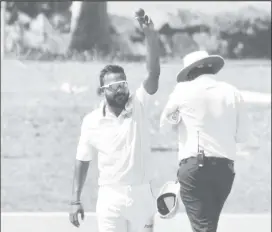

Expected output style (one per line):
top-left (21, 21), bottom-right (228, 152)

top-left (206, 157), bottom-right (234, 165)
top-left (179, 156), bottom-right (234, 166)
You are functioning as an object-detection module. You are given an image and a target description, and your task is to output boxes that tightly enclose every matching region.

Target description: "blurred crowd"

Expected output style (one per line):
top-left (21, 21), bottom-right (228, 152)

top-left (3, 2), bottom-right (73, 55)
top-left (2, 2), bottom-right (271, 60)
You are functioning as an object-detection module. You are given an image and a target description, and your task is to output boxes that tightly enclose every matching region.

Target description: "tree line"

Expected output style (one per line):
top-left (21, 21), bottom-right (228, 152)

top-left (4, 2), bottom-right (271, 60)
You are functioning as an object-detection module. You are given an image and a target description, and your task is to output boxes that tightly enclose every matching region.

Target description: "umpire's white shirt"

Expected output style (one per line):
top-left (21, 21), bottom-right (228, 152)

top-left (160, 75), bottom-right (250, 161)
top-left (76, 84), bottom-right (154, 186)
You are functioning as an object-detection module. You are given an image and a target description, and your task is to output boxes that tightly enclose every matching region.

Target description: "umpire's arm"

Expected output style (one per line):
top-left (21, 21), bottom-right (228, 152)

top-left (235, 91), bottom-right (250, 143)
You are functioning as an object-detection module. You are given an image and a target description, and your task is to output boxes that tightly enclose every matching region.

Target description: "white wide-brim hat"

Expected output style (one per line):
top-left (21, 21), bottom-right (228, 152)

top-left (156, 181), bottom-right (181, 219)
top-left (177, 51), bottom-right (225, 82)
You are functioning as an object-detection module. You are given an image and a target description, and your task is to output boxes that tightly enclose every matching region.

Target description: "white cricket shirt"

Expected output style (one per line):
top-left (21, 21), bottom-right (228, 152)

top-left (76, 84), bottom-right (155, 186)
top-left (160, 75), bottom-right (250, 161)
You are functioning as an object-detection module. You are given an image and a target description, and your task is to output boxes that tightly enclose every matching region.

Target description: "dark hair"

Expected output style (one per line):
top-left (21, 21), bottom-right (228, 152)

top-left (97, 65), bottom-right (126, 95)
top-left (99, 65), bottom-right (125, 87)
top-left (187, 66), bottom-right (214, 81)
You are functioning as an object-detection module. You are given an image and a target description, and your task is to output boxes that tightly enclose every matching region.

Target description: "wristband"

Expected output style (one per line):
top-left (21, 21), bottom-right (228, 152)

top-left (70, 200), bottom-right (81, 205)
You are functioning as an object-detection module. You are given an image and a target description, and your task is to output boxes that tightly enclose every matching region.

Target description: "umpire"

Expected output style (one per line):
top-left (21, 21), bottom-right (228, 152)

top-left (160, 51), bottom-right (250, 232)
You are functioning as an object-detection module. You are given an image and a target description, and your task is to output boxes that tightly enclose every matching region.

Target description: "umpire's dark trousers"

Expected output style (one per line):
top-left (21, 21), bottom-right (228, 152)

top-left (177, 156), bottom-right (235, 232)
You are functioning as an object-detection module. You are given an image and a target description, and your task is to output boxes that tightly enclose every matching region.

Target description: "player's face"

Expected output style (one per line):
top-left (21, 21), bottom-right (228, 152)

top-left (102, 72), bottom-right (129, 108)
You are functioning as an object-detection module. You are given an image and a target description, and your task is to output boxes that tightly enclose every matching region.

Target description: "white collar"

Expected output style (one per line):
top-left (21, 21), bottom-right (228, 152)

top-left (176, 75), bottom-right (216, 89)
top-left (193, 74), bottom-right (216, 84)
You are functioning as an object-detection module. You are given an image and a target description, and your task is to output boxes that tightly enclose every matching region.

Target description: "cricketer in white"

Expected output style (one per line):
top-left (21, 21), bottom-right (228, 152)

top-left (69, 10), bottom-right (161, 232)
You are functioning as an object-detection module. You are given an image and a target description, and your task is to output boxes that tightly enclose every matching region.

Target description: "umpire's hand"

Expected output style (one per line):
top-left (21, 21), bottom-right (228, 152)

top-left (69, 202), bottom-right (85, 227)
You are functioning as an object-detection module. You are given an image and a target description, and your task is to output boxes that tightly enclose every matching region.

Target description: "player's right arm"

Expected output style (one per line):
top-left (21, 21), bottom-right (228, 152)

top-left (69, 114), bottom-right (96, 227)
top-left (69, 160), bottom-right (89, 227)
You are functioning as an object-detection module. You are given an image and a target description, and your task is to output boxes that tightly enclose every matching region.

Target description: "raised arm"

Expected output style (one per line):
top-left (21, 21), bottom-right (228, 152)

top-left (136, 9), bottom-right (161, 95)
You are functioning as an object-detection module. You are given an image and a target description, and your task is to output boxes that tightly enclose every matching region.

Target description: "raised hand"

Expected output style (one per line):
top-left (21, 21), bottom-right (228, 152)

top-left (135, 8), bottom-right (155, 36)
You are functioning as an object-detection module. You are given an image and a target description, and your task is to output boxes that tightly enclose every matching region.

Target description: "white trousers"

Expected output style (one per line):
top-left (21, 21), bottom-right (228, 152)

top-left (96, 183), bottom-right (156, 232)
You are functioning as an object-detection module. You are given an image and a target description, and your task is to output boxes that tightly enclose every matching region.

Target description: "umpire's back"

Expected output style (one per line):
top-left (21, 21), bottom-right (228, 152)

top-left (174, 75), bottom-right (249, 161)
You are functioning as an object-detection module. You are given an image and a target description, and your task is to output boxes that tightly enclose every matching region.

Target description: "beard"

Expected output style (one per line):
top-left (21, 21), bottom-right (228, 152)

top-left (105, 92), bottom-right (129, 108)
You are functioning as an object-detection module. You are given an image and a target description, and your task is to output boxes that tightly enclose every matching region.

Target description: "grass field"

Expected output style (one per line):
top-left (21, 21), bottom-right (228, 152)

top-left (1, 212), bottom-right (271, 232)
top-left (1, 59), bottom-right (271, 213)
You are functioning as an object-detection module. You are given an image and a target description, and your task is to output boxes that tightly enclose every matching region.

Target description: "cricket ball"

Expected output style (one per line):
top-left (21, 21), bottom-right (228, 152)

top-left (135, 8), bottom-right (145, 18)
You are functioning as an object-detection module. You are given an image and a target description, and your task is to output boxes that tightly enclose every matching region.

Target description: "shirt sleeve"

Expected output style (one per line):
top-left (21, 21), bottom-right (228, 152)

top-left (76, 115), bottom-right (97, 161)
top-left (135, 83), bottom-right (153, 107)
top-left (235, 90), bottom-right (250, 143)
top-left (160, 85), bottom-right (182, 128)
